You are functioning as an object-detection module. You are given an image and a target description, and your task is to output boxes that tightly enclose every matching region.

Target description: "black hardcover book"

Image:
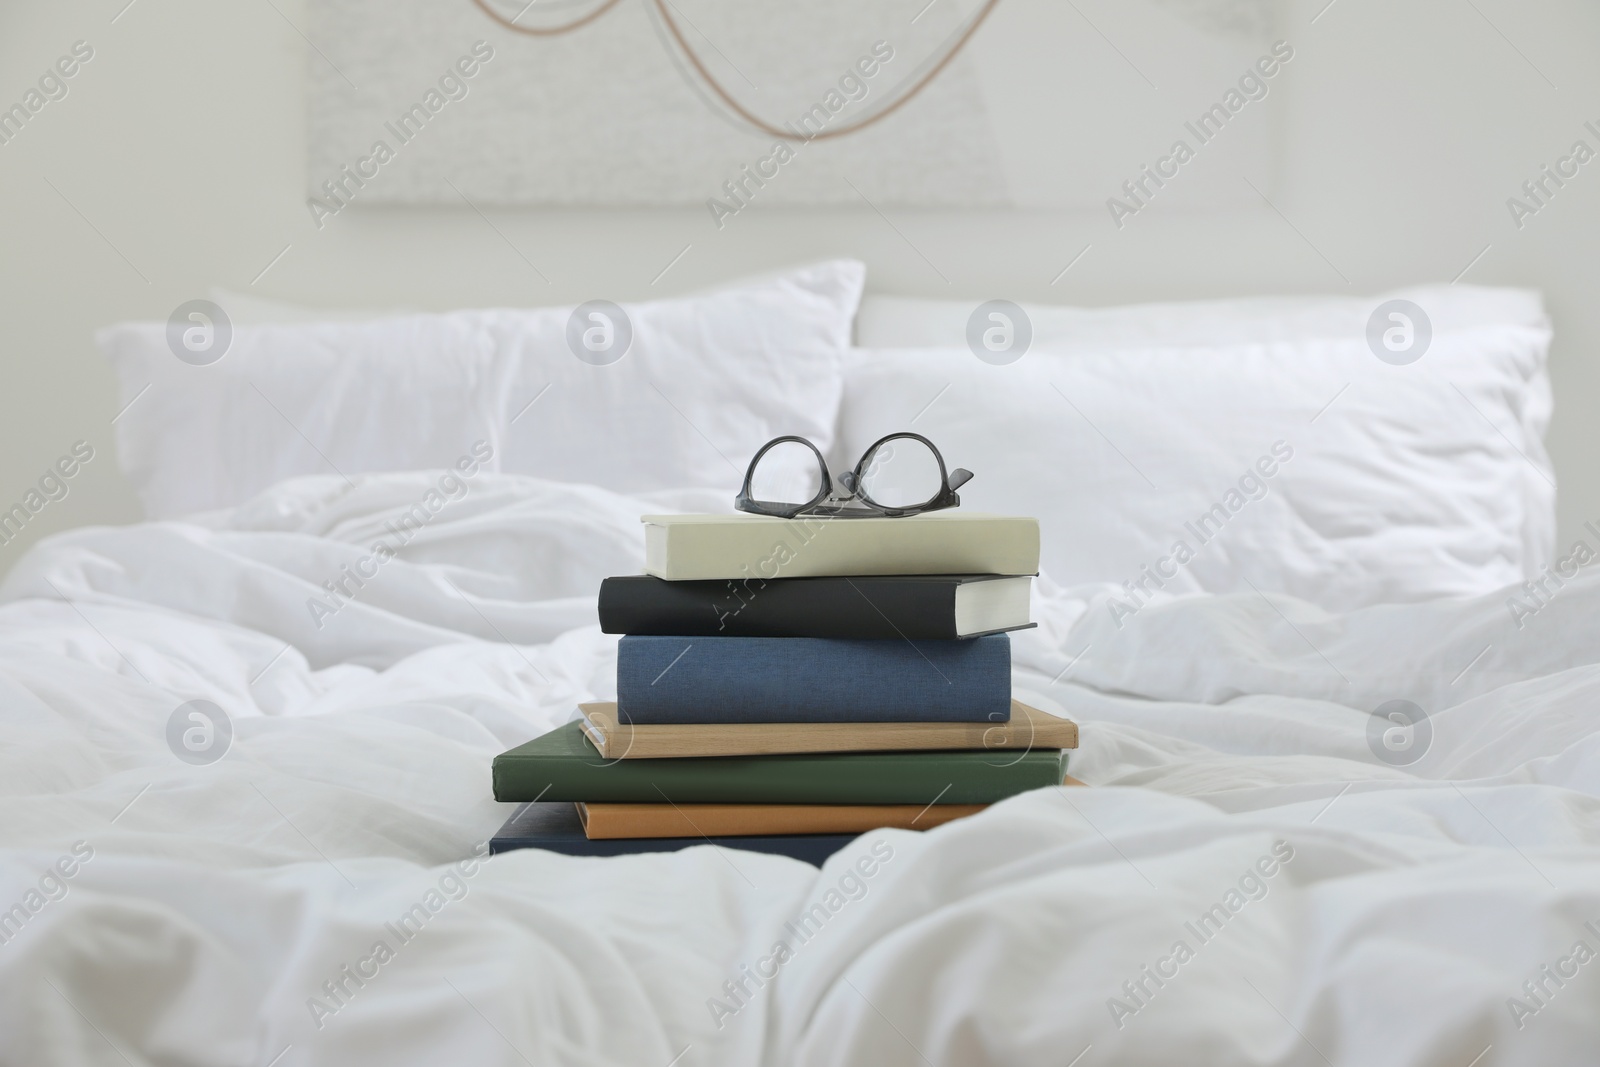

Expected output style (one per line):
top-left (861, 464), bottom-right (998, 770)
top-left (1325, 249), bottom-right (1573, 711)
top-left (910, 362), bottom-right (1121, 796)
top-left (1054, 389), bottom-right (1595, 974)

top-left (598, 574), bottom-right (1034, 639)
top-left (488, 802), bottom-right (856, 866)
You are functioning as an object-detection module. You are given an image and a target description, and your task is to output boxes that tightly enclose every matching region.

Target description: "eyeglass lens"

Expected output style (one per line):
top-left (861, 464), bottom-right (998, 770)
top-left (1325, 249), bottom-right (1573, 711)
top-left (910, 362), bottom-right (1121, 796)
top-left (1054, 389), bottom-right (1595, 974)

top-left (746, 440), bottom-right (826, 509)
top-left (856, 435), bottom-right (945, 510)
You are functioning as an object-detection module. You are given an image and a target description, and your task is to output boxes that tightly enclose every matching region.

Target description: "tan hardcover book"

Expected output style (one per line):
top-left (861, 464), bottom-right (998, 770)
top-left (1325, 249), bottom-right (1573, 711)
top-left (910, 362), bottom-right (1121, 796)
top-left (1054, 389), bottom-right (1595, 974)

top-left (579, 699), bottom-right (1077, 759)
top-left (640, 512), bottom-right (1040, 581)
top-left (577, 801), bottom-right (988, 839)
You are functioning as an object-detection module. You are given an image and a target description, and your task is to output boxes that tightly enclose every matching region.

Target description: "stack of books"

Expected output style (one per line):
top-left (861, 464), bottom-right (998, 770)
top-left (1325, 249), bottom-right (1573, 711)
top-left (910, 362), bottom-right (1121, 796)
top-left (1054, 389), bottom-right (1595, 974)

top-left (489, 512), bottom-right (1079, 865)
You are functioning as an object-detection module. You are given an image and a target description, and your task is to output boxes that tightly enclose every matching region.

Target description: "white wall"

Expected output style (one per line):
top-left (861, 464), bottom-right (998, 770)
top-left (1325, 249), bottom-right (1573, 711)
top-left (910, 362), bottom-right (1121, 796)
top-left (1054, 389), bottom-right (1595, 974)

top-left (1, 0), bottom-right (1596, 564)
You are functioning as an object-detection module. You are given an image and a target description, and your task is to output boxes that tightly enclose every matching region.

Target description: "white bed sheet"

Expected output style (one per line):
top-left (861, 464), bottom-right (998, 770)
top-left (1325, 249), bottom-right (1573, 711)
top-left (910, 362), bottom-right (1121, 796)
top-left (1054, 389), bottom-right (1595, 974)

top-left (1, 472), bottom-right (1598, 1066)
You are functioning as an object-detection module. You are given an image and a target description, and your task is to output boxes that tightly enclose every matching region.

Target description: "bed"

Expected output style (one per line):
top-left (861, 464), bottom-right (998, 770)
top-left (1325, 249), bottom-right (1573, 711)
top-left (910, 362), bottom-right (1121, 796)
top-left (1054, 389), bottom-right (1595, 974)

top-left (2, 262), bottom-right (1594, 1066)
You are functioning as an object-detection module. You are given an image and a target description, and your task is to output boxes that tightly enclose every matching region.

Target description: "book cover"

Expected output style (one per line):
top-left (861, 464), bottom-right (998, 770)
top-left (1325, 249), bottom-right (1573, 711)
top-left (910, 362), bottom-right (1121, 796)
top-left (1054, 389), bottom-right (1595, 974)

top-left (580, 699), bottom-right (1078, 759)
top-left (616, 634), bottom-right (1011, 724)
top-left (489, 802), bottom-right (855, 866)
top-left (491, 721), bottom-right (1070, 804)
top-left (641, 513), bottom-right (1040, 581)
top-left (598, 573), bottom-right (1035, 640)
top-left (577, 801), bottom-right (985, 839)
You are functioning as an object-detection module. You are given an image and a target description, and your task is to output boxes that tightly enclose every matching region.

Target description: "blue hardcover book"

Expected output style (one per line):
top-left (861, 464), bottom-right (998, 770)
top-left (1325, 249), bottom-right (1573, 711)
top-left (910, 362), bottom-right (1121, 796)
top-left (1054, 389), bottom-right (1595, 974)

top-left (615, 634), bottom-right (1011, 724)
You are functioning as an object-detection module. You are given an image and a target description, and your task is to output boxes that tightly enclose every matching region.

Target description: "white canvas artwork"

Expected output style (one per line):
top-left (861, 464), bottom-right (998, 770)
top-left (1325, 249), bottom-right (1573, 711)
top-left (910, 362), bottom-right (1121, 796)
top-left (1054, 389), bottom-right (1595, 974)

top-left (307, 0), bottom-right (1285, 211)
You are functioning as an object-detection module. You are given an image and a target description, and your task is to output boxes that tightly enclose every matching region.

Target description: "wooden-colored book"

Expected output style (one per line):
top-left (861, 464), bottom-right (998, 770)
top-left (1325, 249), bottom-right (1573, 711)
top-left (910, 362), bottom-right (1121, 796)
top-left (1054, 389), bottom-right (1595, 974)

top-left (577, 802), bottom-right (987, 839)
top-left (579, 699), bottom-right (1078, 759)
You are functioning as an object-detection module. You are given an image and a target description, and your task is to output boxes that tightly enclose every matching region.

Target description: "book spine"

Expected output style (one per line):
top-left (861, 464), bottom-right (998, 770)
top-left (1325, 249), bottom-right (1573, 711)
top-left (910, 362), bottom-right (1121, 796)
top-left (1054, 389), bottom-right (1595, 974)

top-left (598, 576), bottom-right (959, 639)
top-left (649, 517), bottom-right (1041, 580)
top-left (582, 803), bottom-right (987, 838)
top-left (491, 748), bottom-right (1064, 804)
top-left (615, 634), bottom-right (1011, 724)
top-left (493, 828), bottom-right (859, 865)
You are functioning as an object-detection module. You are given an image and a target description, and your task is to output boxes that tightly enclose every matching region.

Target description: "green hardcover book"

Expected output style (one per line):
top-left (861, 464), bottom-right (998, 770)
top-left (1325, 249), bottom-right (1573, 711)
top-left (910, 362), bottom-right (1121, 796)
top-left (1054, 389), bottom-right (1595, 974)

top-left (492, 721), bottom-right (1069, 805)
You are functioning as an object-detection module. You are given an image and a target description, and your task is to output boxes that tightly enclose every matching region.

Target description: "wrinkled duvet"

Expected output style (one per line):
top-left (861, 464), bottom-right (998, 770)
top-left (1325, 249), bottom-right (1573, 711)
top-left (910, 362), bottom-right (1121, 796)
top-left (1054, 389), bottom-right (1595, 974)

top-left (2, 471), bottom-right (1598, 1066)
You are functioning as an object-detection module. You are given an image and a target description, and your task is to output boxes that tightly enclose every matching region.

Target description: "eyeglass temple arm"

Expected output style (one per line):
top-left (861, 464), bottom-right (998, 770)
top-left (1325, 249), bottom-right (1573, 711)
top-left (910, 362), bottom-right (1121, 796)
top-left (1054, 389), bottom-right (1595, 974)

top-left (825, 462), bottom-right (970, 498)
top-left (842, 467), bottom-right (971, 493)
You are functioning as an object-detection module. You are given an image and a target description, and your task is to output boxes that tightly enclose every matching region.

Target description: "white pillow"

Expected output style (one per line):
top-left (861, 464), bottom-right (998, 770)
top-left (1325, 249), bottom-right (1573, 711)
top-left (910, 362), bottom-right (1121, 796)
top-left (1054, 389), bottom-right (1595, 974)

top-left (101, 261), bottom-right (863, 518)
top-left (856, 286), bottom-right (1547, 353)
top-left (485, 262), bottom-right (858, 497)
top-left (834, 301), bottom-right (1553, 610)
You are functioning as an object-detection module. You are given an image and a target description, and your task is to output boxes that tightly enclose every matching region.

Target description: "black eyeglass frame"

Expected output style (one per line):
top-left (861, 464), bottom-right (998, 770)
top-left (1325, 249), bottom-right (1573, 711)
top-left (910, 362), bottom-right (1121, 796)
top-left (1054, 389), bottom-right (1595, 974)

top-left (735, 431), bottom-right (973, 519)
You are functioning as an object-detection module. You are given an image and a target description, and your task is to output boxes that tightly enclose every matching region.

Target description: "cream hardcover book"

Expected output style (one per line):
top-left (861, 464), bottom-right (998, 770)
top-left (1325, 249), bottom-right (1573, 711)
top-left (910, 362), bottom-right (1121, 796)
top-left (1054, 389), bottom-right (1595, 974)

top-left (640, 512), bottom-right (1040, 581)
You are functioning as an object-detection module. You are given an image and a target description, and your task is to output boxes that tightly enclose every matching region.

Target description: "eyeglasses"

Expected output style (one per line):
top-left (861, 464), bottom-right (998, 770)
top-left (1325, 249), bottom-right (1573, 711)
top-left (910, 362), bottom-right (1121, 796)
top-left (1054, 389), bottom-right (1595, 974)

top-left (735, 432), bottom-right (973, 519)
